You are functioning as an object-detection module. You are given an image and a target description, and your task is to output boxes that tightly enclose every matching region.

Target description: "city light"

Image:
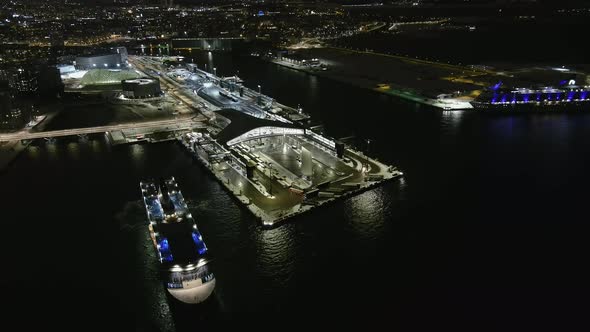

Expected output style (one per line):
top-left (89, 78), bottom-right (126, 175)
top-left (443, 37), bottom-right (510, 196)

top-left (2, 1), bottom-right (584, 325)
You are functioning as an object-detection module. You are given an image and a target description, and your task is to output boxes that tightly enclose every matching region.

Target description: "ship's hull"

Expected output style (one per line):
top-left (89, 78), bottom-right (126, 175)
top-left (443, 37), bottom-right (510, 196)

top-left (140, 177), bottom-right (215, 305)
top-left (167, 277), bottom-right (216, 304)
top-left (471, 101), bottom-right (590, 112)
top-left (161, 255), bottom-right (215, 304)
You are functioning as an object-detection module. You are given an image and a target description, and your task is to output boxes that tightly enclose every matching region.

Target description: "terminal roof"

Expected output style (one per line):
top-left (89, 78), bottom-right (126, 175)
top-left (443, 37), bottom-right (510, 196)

top-left (214, 109), bottom-right (302, 145)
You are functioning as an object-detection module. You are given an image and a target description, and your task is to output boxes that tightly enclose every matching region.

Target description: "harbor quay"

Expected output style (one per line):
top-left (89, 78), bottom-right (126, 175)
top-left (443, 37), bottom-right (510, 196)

top-left (179, 128), bottom-right (402, 227)
top-left (128, 55), bottom-right (404, 226)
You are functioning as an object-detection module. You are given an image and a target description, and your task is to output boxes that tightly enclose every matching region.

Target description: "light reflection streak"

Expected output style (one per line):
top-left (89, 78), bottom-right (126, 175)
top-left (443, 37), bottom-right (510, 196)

top-left (345, 187), bottom-right (388, 240)
top-left (255, 224), bottom-right (296, 286)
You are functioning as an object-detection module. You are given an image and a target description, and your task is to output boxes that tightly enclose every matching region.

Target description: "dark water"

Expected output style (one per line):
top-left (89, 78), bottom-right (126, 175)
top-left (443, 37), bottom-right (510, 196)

top-left (334, 18), bottom-right (590, 65)
top-left (3, 51), bottom-right (590, 330)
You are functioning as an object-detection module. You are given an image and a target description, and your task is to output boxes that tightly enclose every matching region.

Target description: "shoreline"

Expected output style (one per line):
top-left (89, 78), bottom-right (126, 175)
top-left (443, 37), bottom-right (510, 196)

top-left (260, 53), bottom-right (473, 110)
top-left (264, 47), bottom-right (590, 112)
top-left (0, 140), bottom-right (32, 172)
top-left (0, 110), bottom-right (60, 172)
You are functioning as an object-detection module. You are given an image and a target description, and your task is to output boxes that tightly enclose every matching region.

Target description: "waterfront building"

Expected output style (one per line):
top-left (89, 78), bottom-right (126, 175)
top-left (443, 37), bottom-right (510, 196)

top-left (0, 82), bottom-right (25, 131)
top-left (0, 66), bottom-right (63, 98)
top-left (114, 47), bottom-right (128, 63)
top-left (0, 68), bottom-right (38, 95)
top-left (121, 78), bottom-right (162, 99)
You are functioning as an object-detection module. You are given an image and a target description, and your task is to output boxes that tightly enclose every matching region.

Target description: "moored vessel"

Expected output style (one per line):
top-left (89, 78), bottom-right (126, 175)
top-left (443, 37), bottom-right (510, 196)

top-left (470, 83), bottom-right (590, 111)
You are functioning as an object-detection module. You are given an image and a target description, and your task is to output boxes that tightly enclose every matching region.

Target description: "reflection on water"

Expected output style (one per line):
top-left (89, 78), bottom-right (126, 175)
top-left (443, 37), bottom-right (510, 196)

top-left (90, 139), bottom-right (104, 154)
top-left (255, 224), bottom-right (297, 285)
top-left (308, 75), bottom-right (319, 99)
top-left (397, 175), bottom-right (407, 191)
top-left (441, 110), bottom-right (465, 130)
top-left (45, 141), bottom-right (58, 161)
top-left (344, 187), bottom-right (388, 241)
top-left (26, 145), bottom-right (40, 161)
top-left (130, 143), bottom-right (146, 169)
top-left (66, 142), bottom-right (80, 161)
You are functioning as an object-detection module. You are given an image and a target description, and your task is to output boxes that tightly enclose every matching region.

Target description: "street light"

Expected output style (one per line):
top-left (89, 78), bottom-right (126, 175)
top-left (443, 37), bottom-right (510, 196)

top-left (257, 85), bottom-right (262, 106)
top-left (364, 138), bottom-right (371, 173)
top-left (267, 162), bottom-right (273, 196)
top-left (213, 67), bottom-right (217, 76)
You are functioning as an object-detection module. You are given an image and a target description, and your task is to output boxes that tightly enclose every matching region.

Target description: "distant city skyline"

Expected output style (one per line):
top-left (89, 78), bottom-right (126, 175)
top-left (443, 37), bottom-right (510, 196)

top-left (55, 0), bottom-right (589, 6)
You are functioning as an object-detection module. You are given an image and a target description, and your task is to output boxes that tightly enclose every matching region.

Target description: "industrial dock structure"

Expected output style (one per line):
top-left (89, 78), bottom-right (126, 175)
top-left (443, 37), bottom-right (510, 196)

top-left (130, 55), bottom-right (403, 226)
top-left (136, 58), bottom-right (402, 226)
top-left (1, 54), bottom-right (403, 226)
top-left (179, 117), bottom-right (401, 226)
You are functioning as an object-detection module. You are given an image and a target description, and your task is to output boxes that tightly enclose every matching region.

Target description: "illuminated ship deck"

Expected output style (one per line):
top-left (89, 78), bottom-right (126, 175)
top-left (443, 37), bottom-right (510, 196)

top-left (140, 177), bottom-right (215, 304)
top-left (472, 71), bottom-right (590, 110)
top-left (140, 177), bottom-right (208, 266)
top-left (483, 86), bottom-right (590, 106)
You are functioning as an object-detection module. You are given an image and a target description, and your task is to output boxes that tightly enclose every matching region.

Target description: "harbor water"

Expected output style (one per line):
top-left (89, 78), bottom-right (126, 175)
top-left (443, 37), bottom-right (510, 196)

top-left (2, 49), bottom-right (590, 330)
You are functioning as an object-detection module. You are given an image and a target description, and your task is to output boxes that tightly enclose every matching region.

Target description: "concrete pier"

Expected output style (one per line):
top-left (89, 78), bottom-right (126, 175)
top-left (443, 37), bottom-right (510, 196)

top-left (179, 132), bottom-right (402, 227)
top-left (127, 55), bottom-right (404, 226)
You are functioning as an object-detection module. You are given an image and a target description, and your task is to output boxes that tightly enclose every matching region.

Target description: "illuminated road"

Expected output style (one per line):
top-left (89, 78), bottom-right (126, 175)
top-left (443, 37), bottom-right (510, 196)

top-left (361, 21), bottom-right (387, 33)
top-left (129, 55), bottom-right (275, 119)
top-left (128, 55), bottom-right (217, 112)
top-left (0, 116), bottom-right (206, 141)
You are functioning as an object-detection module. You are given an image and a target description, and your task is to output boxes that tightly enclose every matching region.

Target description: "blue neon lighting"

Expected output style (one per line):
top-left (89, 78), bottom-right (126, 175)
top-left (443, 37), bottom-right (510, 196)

top-left (581, 91), bottom-right (588, 100)
top-left (492, 81), bottom-right (502, 91)
top-left (192, 231), bottom-right (208, 255)
top-left (523, 94), bottom-right (530, 102)
top-left (501, 94), bottom-right (507, 103)
top-left (491, 93), bottom-right (498, 103)
top-left (568, 91), bottom-right (575, 101)
top-left (547, 93), bottom-right (552, 101)
top-left (511, 94), bottom-right (516, 103)
top-left (536, 93), bottom-right (542, 101)
top-left (559, 80), bottom-right (568, 86)
top-left (158, 238), bottom-right (173, 262)
top-left (556, 93), bottom-right (561, 101)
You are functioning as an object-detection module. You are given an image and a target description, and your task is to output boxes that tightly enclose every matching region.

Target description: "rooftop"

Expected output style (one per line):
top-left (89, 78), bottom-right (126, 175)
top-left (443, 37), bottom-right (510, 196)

top-left (214, 109), bottom-right (301, 145)
top-left (122, 78), bottom-right (158, 85)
